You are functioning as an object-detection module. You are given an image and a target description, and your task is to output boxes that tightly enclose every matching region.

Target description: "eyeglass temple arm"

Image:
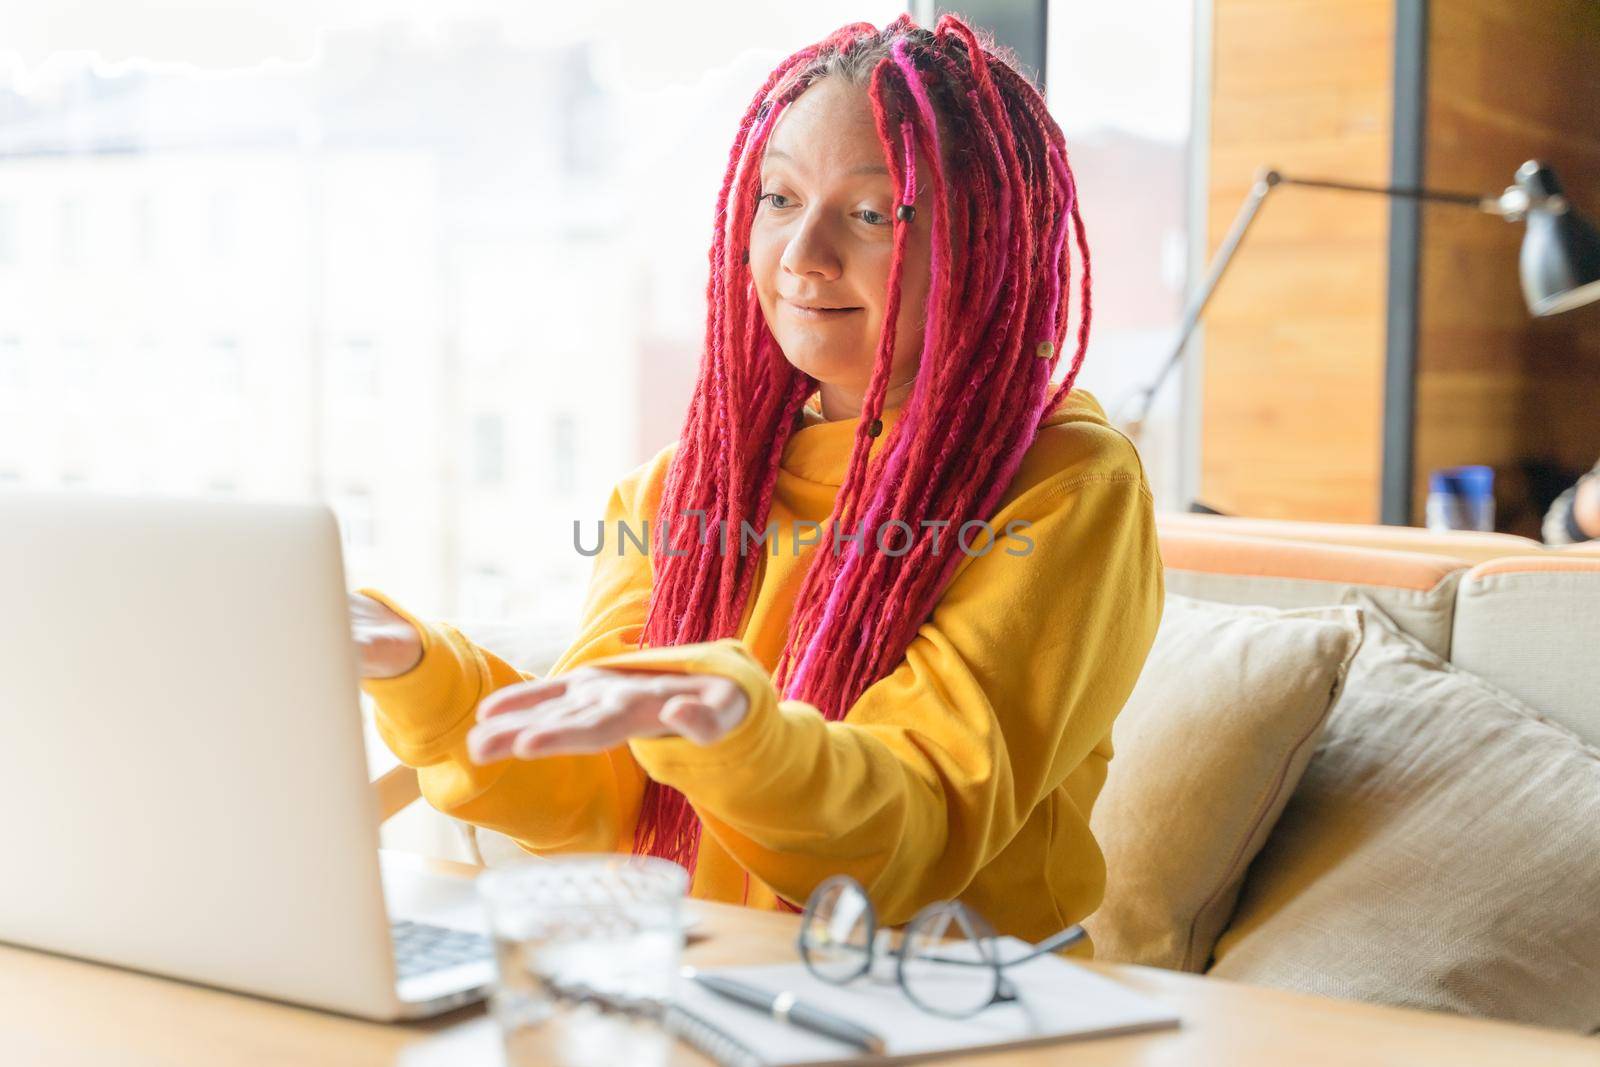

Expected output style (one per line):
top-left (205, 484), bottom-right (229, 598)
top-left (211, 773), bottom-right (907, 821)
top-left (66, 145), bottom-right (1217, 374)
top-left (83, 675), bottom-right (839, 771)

top-left (1005, 924), bottom-right (1088, 964)
top-left (916, 924), bottom-right (1088, 968)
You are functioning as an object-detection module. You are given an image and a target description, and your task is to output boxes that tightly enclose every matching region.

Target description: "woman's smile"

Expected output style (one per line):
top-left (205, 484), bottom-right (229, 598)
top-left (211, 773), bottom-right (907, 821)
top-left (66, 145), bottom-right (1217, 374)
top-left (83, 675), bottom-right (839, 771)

top-left (784, 298), bottom-right (863, 321)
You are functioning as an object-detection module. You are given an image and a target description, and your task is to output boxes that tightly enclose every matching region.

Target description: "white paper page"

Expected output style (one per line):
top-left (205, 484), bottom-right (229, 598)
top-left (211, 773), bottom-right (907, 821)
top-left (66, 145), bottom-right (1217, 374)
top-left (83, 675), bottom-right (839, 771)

top-left (671, 936), bottom-right (1180, 1066)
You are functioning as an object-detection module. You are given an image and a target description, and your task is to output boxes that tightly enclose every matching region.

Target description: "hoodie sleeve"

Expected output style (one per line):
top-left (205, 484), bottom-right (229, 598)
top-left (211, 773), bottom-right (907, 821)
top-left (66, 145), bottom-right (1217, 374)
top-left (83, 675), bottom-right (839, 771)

top-left (577, 459), bottom-right (1165, 924)
top-left (357, 471), bottom-right (658, 855)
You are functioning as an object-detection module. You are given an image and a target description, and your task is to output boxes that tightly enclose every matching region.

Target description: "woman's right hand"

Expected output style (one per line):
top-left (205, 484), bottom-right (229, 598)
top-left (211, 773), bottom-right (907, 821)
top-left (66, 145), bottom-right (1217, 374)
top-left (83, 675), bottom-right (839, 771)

top-left (349, 591), bottom-right (425, 679)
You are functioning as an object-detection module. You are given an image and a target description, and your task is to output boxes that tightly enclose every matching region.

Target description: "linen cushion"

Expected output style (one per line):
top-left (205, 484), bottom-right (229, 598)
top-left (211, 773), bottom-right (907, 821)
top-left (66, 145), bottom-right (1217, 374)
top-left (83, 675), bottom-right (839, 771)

top-left (1449, 556), bottom-right (1600, 747)
top-left (1209, 593), bottom-right (1600, 1032)
top-left (1085, 593), bottom-right (1363, 971)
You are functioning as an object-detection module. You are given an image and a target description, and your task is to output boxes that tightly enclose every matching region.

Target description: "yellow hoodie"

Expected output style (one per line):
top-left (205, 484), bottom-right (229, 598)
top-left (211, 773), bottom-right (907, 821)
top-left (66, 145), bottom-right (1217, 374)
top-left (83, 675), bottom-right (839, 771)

top-left (358, 387), bottom-right (1163, 951)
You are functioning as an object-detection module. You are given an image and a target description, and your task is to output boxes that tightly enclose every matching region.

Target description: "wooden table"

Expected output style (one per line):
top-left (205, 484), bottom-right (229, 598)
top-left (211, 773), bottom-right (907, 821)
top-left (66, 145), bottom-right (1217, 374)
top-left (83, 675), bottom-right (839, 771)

top-left (2, 855), bottom-right (1592, 1066)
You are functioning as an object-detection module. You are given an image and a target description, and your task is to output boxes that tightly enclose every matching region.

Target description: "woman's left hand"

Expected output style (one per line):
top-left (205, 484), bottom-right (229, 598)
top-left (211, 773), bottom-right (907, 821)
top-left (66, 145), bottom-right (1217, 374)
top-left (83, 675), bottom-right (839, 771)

top-left (465, 666), bottom-right (750, 764)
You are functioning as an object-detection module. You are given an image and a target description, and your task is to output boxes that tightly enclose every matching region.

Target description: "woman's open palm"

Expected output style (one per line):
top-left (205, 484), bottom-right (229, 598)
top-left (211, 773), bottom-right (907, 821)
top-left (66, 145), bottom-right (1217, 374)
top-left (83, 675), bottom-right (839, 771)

top-left (466, 666), bottom-right (750, 764)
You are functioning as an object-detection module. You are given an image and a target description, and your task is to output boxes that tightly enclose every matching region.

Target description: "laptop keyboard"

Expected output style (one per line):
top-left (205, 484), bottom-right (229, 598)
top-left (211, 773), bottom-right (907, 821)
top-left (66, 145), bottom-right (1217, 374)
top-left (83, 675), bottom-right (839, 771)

top-left (391, 919), bottom-right (493, 979)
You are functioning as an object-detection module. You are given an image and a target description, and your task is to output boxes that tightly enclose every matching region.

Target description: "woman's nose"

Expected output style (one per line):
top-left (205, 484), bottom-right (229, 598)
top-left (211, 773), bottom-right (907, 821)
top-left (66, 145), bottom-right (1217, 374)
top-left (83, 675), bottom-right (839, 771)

top-left (780, 211), bottom-right (843, 281)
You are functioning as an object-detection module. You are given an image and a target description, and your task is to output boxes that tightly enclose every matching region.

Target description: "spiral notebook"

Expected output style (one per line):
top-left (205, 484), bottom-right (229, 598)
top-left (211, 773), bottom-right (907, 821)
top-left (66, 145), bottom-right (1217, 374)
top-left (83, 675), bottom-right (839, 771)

top-left (666, 937), bottom-right (1180, 1066)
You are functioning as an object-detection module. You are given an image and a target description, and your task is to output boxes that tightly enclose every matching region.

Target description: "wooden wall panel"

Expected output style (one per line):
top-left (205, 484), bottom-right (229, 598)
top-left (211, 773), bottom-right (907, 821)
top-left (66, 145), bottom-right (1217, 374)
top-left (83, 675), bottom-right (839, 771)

top-left (1413, 0), bottom-right (1600, 536)
top-left (1201, 0), bottom-right (1395, 522)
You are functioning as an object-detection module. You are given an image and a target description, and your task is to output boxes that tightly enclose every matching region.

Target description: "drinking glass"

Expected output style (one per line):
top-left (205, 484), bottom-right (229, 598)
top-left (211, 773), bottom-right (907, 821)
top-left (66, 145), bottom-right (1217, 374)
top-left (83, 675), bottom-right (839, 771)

top-left (476, 855), bottom-right (690, 1067)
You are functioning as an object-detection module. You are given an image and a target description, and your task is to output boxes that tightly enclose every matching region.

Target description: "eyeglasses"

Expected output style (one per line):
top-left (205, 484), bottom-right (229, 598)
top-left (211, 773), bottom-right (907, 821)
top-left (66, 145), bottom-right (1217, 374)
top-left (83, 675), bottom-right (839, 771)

top-left (796, 874), bottom-right (1088, 1019)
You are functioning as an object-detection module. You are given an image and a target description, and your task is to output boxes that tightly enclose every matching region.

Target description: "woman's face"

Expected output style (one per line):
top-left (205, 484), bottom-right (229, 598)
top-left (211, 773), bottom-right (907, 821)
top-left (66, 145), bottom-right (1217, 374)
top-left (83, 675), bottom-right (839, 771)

top-left (749, 77), bottom-right (934, 419)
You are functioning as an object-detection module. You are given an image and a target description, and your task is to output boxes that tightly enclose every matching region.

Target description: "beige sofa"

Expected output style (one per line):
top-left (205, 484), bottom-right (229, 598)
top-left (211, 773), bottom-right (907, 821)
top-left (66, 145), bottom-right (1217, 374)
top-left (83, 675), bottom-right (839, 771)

top-left (1155, 512), bottom-right (1600, 746)
top-left (1131, 512), bottom-right (1600, 1033)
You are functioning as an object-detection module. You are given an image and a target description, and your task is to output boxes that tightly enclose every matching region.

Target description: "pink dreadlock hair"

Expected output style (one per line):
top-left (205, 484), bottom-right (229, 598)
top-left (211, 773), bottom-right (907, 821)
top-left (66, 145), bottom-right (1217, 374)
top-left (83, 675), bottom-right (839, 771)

top-left (632, 13), bottom-right (1093, 875)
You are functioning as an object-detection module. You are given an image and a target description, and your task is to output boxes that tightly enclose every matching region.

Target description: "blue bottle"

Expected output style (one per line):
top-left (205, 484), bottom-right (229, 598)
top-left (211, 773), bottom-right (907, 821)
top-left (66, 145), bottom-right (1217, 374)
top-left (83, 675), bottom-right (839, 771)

top-left (1425, 465), bottom-right (1495, 532)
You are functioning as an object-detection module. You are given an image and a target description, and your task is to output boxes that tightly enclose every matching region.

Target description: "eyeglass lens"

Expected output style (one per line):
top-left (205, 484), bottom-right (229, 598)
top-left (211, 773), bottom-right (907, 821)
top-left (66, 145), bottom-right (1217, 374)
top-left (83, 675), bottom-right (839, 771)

top-left (800, 877), bottom-right (874, 983)
top-left (898, 902), bottom-right (1001, 1018)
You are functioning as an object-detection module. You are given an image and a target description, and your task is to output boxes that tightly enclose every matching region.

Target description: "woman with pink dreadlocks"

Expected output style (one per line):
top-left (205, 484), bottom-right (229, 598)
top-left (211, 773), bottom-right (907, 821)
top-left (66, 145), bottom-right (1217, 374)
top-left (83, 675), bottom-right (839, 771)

top-left (350, 14), bottom-right (1162, 950)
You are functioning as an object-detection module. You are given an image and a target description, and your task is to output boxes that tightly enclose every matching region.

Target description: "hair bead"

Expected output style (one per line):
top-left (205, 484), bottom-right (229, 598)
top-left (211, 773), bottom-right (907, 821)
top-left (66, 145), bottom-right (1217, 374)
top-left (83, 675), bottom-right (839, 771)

top-left (867, 417), bottom-right (883, 437)
top-left (1035, 340), bottom-right (1054, 360)
top-left (896, 204), bottom-right (916, 223)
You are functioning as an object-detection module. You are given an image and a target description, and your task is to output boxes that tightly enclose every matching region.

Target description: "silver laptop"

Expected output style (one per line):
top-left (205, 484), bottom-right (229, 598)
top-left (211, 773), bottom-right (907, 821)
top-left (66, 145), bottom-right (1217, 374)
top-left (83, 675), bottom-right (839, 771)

top-left (0, 489), bottom-right (495, 1021)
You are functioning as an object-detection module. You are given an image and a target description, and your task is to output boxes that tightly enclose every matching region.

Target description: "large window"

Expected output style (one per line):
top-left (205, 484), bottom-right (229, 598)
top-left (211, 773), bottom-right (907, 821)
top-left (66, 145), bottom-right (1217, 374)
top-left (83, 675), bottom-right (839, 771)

top-left (1046, 0), bottom-right (1195, 509)
top-left (1, 2), bottom-right (1194, 637)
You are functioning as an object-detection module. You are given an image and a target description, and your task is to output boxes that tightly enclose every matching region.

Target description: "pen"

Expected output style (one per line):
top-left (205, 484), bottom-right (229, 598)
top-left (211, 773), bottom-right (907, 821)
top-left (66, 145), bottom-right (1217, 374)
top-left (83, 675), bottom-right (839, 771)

top-left (688, 970), bottom-right (887, 1055)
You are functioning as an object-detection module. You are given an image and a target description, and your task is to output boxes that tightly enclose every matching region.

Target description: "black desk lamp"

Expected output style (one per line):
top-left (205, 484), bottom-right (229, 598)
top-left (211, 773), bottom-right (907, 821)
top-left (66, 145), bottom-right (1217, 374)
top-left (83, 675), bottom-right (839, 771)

top-left (1119, 159), bottom-right (1600, 434)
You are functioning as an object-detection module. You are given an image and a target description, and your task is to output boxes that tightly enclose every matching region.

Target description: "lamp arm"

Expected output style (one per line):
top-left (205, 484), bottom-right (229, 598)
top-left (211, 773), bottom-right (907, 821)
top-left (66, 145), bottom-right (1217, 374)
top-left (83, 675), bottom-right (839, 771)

top-left (1115, 170), bottom-right (1276, 432)
top-left (1272, 173), bottom-right (1508, 214)
top-left (1115, 167), bottom-right (1514, 434)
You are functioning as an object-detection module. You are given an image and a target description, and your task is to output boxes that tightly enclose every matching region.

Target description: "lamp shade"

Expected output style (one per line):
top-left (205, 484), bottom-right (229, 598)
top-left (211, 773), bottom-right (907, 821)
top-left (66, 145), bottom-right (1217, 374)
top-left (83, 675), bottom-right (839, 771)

top-left (1516, 161), bottom-right (1600, 316)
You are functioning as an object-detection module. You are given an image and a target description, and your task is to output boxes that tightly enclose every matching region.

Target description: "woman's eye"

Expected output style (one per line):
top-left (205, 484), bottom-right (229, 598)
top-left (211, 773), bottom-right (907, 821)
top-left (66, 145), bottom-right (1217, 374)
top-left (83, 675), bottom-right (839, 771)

top-left (755, 192), bottom-right (888, 227)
